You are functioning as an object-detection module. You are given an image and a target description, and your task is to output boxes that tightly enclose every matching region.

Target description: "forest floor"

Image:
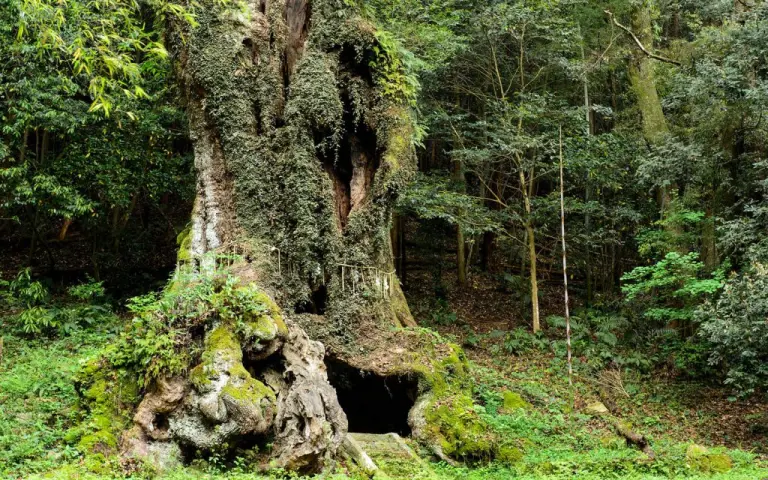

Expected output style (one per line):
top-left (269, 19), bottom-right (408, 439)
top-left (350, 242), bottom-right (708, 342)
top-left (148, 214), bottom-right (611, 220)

top-left (406, 268), bottom-right (768, 455)
top-left (1, 270), bottom-right (767, 479)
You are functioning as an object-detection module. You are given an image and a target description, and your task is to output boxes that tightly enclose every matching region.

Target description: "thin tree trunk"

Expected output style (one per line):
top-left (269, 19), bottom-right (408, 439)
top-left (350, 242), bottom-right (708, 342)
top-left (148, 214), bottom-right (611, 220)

top-left (481, 171), bottom-right (499, 272)
top-left (521, 169), bottom-right (540, 333)
top-left (559, 126), bottom-right (572, 388)
top-left (581, 27), bottom-right (594, 304)
top-left (28, 205), bottom-right (40, 264)
top-left (701, 206), bottom-right (718, 270)
top-left (456, 227), bottom-right (466, 286)
top-left (453, 153), bottom-right (467, 287)
top-left (526, 221), bottom-right (539, 333)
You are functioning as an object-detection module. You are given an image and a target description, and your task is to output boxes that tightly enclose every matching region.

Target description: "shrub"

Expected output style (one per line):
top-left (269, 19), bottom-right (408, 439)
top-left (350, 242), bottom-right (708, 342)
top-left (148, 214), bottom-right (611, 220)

top-left (108, 269), bottom-right (284, 388)
top-left (1, 271), bottom-right (112, 336)
top-left (698, 262), bottom-right (768, 397)
top-left (502, 328), bottom-right (548, 355)
top-left (621, 252), bottom-right (725, 333)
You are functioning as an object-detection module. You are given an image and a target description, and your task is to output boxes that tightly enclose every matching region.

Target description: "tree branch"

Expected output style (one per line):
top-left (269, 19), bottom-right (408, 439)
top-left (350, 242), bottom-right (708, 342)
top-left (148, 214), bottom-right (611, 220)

top-left (605, 10), bottom-right (682, 66)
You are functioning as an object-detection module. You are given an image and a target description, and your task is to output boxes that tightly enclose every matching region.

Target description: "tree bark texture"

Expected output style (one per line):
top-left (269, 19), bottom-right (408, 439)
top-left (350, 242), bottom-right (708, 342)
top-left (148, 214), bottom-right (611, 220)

top-left (113, 0), bottom-right (492, 473)
top-left (628, 2), bottom-right (677, 222)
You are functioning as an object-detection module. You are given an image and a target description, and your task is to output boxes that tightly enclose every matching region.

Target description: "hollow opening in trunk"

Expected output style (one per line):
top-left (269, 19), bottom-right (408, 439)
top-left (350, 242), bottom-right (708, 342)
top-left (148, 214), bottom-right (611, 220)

top-left (325, 357), bottom-right (417, 436)
top-left (316, 92), bottom-right (378, 231)
top-left (293, 284), bottom-right (328, 314)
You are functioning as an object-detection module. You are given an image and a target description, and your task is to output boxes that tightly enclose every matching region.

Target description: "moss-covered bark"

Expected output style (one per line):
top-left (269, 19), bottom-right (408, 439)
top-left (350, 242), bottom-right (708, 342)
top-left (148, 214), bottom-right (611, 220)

top-left (628, 2), bottom-right (669, 145)
top-left (73, 0), bottom-right (495, 474)
top-left (174, 0), bottom-right (416, 327)
top-left (628, 1), bottom-right (678, 223)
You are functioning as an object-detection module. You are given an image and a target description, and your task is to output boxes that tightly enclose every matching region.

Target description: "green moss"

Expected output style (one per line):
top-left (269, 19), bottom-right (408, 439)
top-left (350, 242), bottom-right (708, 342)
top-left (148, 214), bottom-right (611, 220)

top-left (189, 364), bottom-right (211, 390)
top-left (497, 444), bottom-right (524, 464)
top-left (176, 226), bottom-right (192, 263)
top-left (380, 107), bottom-right (413, 169)
top-left (77, 429), bottom-right (117, 452)
top-left (401, 331), bottom-right (512, 463)
top-left (239, 289), bottom-right (287, 343)
top-left (83, 453), bottom-right (112, 474)
top-left (424, 393), bottom-right (495, 460)
top-left (205, 325), bottom-right (242, 363)
top-left (501, 391), bottom-right (531, 412)
top-left (404, 338), bottom-right (468, 390)
top-left (70, 358), bottom-right (139, 463)
top-left (190, 325), bottom-right (242, 392)
top-left (253, 290), bottom-right (286, 331)
top-left (84, 378), bottom-right (108, 402)
top-left (222, 372), bottom-right (275, 404)
top-left (192, 325), bottom-right (276, 410)
top-left (243, 314), bottom-right (278, 340)
top-left (285, 50), bottom-right (343, 136)
top-left (686, 444), bottom-right (733, 473)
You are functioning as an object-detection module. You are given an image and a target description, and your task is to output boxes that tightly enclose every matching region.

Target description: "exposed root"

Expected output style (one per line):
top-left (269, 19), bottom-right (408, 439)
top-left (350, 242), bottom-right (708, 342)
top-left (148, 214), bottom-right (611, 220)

top-left (120, 315), bottom-right (346, 473)
top-left (132, 376), bottom-right (187, 441)
top-left (273, 323), bottom-right (348, 472)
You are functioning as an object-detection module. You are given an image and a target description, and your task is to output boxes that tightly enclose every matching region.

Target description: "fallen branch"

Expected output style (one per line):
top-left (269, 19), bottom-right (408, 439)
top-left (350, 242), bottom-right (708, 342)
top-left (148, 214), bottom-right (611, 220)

top-left (586, 402), bottom-right (656, 460)
top-left (605, 10), bottom-right (682, 66)
top-left (612, 418), bottom-right (656, 459)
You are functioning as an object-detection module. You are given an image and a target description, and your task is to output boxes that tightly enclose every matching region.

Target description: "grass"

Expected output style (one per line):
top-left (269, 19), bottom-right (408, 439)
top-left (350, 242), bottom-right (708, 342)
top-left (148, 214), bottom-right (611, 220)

top-left (0, 329), bottom-right (115, 479)
top-left (1, 316), bottom-right (766, 479)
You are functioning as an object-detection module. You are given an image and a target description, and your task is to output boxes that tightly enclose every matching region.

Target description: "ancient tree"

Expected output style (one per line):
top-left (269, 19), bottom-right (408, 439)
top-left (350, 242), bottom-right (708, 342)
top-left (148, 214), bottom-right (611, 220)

top-left (76, 0), bottom-right (506, 473)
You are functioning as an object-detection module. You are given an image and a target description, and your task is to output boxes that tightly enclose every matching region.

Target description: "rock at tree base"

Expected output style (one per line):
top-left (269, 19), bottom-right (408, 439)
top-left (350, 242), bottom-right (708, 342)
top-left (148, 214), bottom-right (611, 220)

top-left (346, 433), bottom-right (437, 479)
top-left (685, 444), bottom-right (732, 473)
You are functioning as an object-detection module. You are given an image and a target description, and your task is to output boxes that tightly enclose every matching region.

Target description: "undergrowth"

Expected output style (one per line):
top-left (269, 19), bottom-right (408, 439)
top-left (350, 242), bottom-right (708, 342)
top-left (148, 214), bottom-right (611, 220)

top-left (1, 272), bottom-right (765, 479)
top-left (3, 320), bottom-right (766, 479)
top-left (0, 328), bottom-right (116, 478)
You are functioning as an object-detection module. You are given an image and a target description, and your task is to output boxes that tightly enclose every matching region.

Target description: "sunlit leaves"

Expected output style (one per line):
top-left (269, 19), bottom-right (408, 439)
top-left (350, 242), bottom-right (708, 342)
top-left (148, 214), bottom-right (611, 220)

top-left (621, 251), bottom-right (726, 326)
top-left (371, 30), bottom-right (421, 107)
top-left (14, 0), bottom-right (193, 116)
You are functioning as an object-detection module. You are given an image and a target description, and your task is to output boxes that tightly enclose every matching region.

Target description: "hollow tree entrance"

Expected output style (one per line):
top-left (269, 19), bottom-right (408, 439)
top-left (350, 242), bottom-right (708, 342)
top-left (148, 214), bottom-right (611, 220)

top-left (325, 357), bottom-right (418, 436)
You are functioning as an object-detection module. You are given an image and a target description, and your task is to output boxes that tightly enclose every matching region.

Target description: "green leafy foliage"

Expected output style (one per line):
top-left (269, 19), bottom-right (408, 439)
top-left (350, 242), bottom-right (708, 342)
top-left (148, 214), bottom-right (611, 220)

top-left (699, 261), bottom-right (768, 397)
top-left (398, 173), bottom-right (502, 236)
top-left (1, 270), bottom-right (113, 336)
top-left (14, 0), bottom-right (193, 115)
top-left (0, 268), bottom-right (48, 308)
top-left (370, 30), bottom-right (421, 107)
top-left (1, 0), bottom-right (194, 275)
top-left (428, 298), bottom-right (459, 326)
top-left (622, 252), bottom-right (725, 328)
top-left (3, 0), bottom-right (768, 477)
top-left (500, 328), bottom-right (549, 356)
top-left (107, 266), bottom-right (282, 388)
top-left (0, 329), bottom-right (115, 478)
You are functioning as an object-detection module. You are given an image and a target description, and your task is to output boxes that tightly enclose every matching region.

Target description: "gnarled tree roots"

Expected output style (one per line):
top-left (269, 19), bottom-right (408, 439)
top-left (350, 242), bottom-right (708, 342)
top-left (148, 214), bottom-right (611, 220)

top-left (121, 319), bottom-right (347, 473)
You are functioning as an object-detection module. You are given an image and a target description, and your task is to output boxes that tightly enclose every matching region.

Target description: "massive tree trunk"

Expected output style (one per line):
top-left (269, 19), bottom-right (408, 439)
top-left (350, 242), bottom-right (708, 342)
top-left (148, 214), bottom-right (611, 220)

top-left (103, 0), bottom-right (501, 474)
top-left (176, 0), bottom-right (416, 326)
top-left (629, 3), bottom-right (669, 146)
